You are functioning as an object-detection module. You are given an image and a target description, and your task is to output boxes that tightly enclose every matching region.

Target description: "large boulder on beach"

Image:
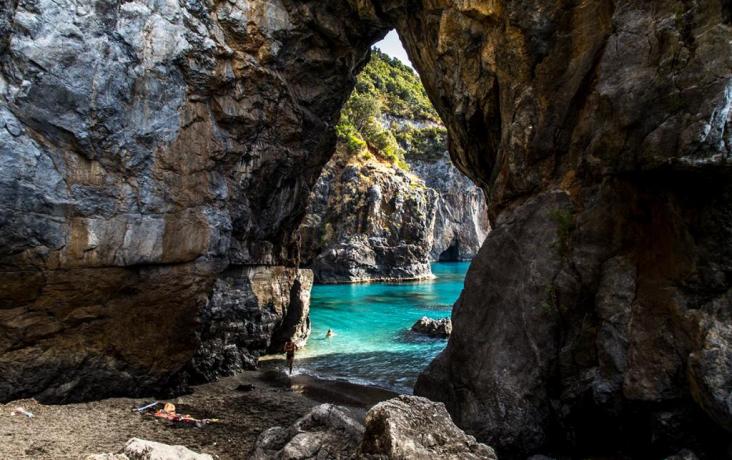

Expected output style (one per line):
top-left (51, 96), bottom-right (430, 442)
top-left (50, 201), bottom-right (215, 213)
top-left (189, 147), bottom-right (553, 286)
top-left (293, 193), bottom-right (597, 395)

top-left (411, 317), bottom-right (452, 338)
top-left (252, 404), bottom-right (364, 459)
top-left (86, 438), bottom-right (213, 460)
top-left (360, 395), bottom-right (497, 459)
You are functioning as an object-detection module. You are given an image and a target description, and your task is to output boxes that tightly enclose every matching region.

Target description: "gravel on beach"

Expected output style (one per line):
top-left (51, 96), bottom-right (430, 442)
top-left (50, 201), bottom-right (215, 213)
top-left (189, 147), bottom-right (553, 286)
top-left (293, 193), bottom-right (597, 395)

top-left (0, 371), bottom-right (315, 460)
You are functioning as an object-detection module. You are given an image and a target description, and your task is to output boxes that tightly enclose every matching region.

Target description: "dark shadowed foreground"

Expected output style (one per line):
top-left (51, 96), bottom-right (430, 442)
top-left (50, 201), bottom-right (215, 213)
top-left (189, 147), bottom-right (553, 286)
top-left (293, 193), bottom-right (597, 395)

top-left (0, 370), bottom-right (396, 459)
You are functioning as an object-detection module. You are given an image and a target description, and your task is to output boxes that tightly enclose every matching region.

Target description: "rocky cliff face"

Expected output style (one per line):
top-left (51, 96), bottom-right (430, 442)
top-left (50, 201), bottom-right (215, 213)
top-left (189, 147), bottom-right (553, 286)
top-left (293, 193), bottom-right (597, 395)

top-left (299, 50), bottom-right (489, 283)
top-left (408, 154), bottom-right (489, 261)
top-left (397, 1), bottom-right (732, 458)
top-left (299, 147), bottom-right (488, 283)
top-left (0, 0), bottom-right (388, 402)
top-left (299, 145), bottom-right (437, 283)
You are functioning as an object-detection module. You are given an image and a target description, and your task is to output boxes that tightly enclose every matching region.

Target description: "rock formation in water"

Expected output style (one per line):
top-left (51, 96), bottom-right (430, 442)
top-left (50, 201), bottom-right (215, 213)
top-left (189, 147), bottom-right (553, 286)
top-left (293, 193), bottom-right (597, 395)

top-left (411, 316), bottom-right (452, 338)
top-left (299, 51), bottom-right (489, 283)
top-left (0, 0), bottom-right (388, 402)
top-left (2, 0), bottom-right (731, 458)
top-left (299, 144), bottom-right (437, 283)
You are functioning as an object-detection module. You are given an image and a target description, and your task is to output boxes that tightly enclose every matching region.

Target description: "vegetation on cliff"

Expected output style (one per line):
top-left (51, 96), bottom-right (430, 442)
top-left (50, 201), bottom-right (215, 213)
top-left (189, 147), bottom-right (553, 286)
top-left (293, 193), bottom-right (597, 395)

top-left (336, 50), bottom-right (447, 168)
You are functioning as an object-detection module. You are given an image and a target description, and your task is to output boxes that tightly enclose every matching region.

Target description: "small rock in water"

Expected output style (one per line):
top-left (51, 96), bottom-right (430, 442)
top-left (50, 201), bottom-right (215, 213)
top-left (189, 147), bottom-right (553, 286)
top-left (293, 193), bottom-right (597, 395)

top-left (361, 395), bottom-right (496, 459)
top-left (411, 316), bottom-right (452, 337)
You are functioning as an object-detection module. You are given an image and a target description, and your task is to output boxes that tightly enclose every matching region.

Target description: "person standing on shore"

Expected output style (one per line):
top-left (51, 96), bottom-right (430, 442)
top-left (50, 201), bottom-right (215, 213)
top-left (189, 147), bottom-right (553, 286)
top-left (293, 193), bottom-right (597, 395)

top-left (284, 339), bottom-right (297, 375)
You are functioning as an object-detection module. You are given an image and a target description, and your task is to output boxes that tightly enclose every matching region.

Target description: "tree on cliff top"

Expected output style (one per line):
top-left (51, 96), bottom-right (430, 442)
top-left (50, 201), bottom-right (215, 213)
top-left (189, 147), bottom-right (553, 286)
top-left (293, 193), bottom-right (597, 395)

top-left (336, 50), bottom-right (447, 168)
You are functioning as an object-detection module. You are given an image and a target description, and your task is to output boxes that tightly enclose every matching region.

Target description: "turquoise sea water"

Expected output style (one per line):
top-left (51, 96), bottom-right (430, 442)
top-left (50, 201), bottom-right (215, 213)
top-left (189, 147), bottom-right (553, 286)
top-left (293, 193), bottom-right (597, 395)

top-left (294, 262), bottom-right (469, 394)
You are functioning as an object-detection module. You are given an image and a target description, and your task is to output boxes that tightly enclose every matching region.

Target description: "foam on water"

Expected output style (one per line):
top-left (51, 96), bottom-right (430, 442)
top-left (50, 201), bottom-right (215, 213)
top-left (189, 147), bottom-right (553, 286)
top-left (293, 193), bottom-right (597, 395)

top-left (297, 262), bottom-right (469, 394)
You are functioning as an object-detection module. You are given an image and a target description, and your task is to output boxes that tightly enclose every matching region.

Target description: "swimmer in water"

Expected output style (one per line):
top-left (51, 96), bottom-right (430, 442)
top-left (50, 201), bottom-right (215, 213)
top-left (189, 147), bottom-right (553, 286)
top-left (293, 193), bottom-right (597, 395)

top-left (325, 328), bottom-right (335, 338)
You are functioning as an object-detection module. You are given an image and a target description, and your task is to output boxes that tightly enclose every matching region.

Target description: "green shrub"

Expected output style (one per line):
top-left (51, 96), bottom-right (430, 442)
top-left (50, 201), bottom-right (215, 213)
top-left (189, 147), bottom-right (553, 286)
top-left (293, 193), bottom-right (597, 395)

top-left (335, 49), bottom-right (444, 170)
top-left (549, 208), bottom-right (575, 258)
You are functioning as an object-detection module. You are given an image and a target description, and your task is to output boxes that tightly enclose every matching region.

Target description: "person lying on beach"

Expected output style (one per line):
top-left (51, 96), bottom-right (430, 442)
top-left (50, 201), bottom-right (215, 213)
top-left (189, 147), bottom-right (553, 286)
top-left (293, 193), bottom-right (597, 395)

top-left (284, 339), bottom-right (298, 375)
top-left (325, 329), bottom-right (336, 338)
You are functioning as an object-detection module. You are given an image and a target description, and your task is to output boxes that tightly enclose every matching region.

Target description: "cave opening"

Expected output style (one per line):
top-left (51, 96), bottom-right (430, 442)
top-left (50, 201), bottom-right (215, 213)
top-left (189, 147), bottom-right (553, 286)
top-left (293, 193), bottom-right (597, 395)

top-left (438, 240), bottom-right (461, 262)
top-left (290, 28), bottom-right (488, 398)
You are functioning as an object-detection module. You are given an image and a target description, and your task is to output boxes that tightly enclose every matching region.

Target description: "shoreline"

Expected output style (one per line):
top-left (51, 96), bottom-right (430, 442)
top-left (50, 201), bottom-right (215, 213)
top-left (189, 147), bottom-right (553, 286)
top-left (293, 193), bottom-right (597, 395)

top-left (314, 273), bottom-right (437, 285)
top-left (0, 369), bottom-right (398, 459)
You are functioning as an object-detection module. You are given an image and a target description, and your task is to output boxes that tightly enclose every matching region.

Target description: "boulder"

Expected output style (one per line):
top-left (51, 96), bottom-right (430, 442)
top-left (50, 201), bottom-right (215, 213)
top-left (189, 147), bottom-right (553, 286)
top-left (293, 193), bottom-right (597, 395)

top-left (360, 395), bottom-right (496, 459)
top-left (253, 396), bottom-right (497, 460)
top-left (664, 450), bottom-right (700, 460)
top-left (86, 438), bottom-right (212, 460)
top-left (252, 404), bottom-right (364, 459)
top-left (411, 317), bottom-right (452, 338)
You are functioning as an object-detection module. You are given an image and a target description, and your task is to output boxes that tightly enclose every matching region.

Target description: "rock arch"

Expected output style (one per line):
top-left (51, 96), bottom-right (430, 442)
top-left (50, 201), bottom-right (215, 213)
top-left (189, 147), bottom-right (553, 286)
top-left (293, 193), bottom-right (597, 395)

top-left (1, 0), bottom-right (731, 458)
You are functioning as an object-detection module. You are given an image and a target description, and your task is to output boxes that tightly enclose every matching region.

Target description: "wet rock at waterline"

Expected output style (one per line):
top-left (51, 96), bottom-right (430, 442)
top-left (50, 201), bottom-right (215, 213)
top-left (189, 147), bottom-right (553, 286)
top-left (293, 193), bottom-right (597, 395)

top-left (411, 317), bottom-right (452, 338)
top-left (253, 396), bottom-right (497, 460)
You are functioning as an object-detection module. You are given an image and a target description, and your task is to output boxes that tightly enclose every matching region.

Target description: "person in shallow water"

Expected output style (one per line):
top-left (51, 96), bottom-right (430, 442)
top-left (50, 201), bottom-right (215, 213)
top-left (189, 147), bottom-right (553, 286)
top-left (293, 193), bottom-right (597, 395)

top-left (325, 328), bottom-right (336, 338)
top-left (284, 339), bottom-right (298, 375)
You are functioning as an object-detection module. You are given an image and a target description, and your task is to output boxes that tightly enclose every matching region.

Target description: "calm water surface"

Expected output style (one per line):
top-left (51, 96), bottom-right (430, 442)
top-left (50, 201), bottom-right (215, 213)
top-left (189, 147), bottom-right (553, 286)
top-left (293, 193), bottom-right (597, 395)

top-left (295, 262), bottom-right (469, 394)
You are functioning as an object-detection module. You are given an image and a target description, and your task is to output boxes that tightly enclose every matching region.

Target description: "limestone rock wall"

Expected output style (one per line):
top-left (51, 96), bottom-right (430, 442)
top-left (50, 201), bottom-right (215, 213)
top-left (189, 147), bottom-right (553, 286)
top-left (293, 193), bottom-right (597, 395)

top-left (390, 0), bottom-right (732, 458)
top-left (299, 147), bottom-right (488, 284)
top-left (0, 0), bottom-right (388, 401)
top-left (188, 266), bottom-right (312, 383)
top-left (299, 145), bottom-right (437, 283)
top-left (408, 154), bottom-right (489, 261)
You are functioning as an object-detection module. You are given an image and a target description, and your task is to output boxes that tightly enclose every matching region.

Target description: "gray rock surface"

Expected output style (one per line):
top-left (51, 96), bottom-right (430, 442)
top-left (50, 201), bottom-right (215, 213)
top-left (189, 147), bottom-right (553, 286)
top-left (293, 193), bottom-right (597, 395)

top-left (411, 316), bottom-right (452, 338)
top-left (189, 266), bottom-right (313, 383)
top-left (87, 438), bottom-right (213, 460)
top-left (404, 1), bottom-right (732, 458)
top-left (253, 396), bottom-right (497, 460)
top-left (299, 144), bottom-right (489, 284)
top-left (360, 395), bottom-right (497, 459)
top-left (0, 0), bottom-right (387, 401)
top-left (299, 145), bottom-right (437, 283)
top-left (408, 155), bottom-right (490, 262)
top-left (1, 0), bottom-right (731, 458)
top-left (252, 403), bottom-right (365, 460)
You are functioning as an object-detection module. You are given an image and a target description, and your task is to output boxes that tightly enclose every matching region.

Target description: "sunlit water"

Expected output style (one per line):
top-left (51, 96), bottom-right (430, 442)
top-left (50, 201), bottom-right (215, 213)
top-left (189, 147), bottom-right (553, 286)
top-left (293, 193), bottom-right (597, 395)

top-left (293, 262), bottom-right (469, 394)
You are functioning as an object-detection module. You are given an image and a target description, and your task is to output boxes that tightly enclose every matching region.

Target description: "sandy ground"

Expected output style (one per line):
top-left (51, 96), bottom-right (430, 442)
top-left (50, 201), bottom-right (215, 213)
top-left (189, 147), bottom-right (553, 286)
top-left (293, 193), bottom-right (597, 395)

top-left (0, 364), bottom-right (396, 460)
